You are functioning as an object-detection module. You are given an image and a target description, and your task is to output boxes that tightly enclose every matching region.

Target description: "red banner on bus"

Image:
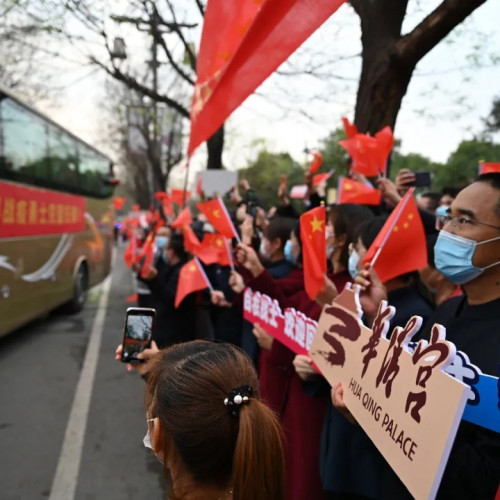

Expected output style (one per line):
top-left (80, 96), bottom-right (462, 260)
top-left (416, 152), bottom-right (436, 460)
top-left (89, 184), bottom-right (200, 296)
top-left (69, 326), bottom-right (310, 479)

top-left (0, 181), bottom-right (86, 237)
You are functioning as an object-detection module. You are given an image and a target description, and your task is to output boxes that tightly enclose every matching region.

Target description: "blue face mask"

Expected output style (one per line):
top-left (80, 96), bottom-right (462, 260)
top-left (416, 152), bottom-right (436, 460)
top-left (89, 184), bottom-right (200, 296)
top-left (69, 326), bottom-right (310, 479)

top-left (434, 230), bottom-right (500, 285)
top-left (348, 250), bottom-right (360, 280)
top-left (155, 236), bottom-right (168, 250)
top-left (284, 240), bottom-right (298, 265)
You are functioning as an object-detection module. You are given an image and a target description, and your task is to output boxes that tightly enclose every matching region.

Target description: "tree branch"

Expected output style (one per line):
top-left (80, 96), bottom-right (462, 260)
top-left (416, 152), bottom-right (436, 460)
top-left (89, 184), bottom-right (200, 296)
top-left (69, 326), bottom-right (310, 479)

top-left (193, 0), bottom-right (205, 17)
top-left (93, 57), bottom-right (190, 118)
top-left (394, 0), bottom-right (488, 68)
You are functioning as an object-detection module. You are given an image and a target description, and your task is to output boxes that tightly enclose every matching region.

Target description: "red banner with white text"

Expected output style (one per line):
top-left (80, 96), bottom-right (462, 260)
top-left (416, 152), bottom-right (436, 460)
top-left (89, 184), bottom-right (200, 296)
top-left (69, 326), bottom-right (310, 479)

top-left (0, 181), bottom-right (86, 237)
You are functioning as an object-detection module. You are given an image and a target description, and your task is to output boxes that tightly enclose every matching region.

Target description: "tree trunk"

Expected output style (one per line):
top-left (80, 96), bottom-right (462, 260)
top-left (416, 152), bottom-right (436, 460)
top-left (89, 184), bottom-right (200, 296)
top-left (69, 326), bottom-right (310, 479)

top-left (354, 48), bottom-right (415, 135)
top-left (206, 125), bottom-right (224, 170)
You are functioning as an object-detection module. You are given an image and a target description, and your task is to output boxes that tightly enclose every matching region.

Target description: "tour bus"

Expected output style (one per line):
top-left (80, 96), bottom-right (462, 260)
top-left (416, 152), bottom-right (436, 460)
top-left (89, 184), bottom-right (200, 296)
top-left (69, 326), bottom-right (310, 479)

top-left (0, 85), bottom-right (115, 337)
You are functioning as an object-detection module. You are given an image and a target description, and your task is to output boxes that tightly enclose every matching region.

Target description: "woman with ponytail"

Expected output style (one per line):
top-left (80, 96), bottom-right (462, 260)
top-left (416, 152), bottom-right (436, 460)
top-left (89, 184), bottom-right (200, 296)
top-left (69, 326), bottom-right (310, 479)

top-left (143, 340), bottom-right (285, 500)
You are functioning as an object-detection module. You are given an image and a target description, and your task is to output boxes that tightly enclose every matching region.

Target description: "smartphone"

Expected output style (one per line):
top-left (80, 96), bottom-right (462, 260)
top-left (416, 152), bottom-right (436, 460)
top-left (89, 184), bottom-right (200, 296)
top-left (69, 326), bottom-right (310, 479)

top-left (407, 171), bottom-right (431, 188)
top-left (120, 307), bottom-right (156, 364)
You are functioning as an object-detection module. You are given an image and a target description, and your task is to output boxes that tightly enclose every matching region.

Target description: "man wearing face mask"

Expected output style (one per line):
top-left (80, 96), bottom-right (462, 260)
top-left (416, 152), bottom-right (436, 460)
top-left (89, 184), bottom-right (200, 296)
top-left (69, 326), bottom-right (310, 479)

top-left (410, 173), bottom-right (500, 499)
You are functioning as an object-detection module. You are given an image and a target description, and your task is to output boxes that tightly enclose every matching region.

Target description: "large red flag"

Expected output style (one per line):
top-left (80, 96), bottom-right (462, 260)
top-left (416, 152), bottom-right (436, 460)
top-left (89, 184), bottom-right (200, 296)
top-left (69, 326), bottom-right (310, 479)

top-left (113, 196), bottom-right (126, 210)
top-left (196, 198), bottom-right (238, 239)
top-left (313, 171), bottom-right (333, 186)
top-left (175, 258), bottom-right (212, 308)
top-left (171, 207), bottom-right (193, 229)
top-left (338, 177), bottom-right (381, 205)
top-left (182, 225), bottom-right (201, 254)
top-left (300, 205), bottom-right (327, 300)
top-left (188, 0), bottom-right (346, 156)
top-left (362, 189), bottom-right (427, 282)
top-left (196, 233), bottom-right (231, 266)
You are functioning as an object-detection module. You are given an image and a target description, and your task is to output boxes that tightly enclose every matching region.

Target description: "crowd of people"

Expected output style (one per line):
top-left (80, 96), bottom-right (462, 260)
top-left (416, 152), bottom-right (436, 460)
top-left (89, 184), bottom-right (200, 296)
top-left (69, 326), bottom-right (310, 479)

top-left (118, 167), bottom-right (500, 500)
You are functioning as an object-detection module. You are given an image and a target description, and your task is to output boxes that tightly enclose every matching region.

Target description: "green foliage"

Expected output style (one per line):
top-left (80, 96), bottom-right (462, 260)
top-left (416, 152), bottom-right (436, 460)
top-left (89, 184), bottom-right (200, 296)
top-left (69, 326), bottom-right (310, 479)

top-left (317, 128), bottom-right (350, 178)
top-left (390, 152), bottom-right (443, 183)
top-left (239, 148), bottom-right (305, 208)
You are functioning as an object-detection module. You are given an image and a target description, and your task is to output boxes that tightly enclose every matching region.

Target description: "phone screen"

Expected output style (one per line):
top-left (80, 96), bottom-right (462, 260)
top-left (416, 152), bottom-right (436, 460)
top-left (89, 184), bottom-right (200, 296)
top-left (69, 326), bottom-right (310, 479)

top-left (121, 309), bottom-right (155, 363)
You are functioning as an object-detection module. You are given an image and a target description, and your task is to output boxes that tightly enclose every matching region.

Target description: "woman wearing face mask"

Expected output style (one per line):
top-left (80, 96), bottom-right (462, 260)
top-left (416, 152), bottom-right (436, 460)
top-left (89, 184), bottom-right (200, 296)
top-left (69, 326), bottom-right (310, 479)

top-left (144, 340), bottom-right (285, 500)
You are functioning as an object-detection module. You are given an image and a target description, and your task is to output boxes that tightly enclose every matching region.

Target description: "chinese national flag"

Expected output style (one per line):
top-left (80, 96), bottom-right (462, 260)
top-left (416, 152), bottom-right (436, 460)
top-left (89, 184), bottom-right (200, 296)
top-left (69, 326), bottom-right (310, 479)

top-left (374, 126), bottom-right (394, 175)
top-left (308, 151), bottom-right (323, 174)
top-left (154, 191), bottom-right (168, 201)
top-left (196, 175), bottom-right (203, 196)
top-left (362, 189), bottom-right (427, 283)
top-left (338, 134), bottom-right (380, 177)
top-left (313, 171), bottom-right (333, 186)
top-left (188, 0), bottom-right (346, 156)
top-left (123, 236), bottom-right (137, 268)
top-left (175, 258), bottom-right (211, 308)
top-left (113, 196), bottom-right (126, 210)
top-left (300, 205), bottom-right (327, 300)
top-left (341, 116), bottom-right (358, 139)
top-left (479, 162), bottom-right (500, 175)
top-left (132, 204), bottom-right (140, 212)
top-left (196, 233), bottom-right (230, 266)
top-left (138, 234), bottom-right (156, 279)
top-left (182, 225), bottom-right (201, 254)
top-left (338, 177), bottom-right (381, 205)
top-left (162, 196), bottom-right (173, 216)
top-left (196, 198), bottom-right (238, 239)
top-left (171, 207), bottom-right (193, 229)
top-left (171, 189), bottom-right (190, 206)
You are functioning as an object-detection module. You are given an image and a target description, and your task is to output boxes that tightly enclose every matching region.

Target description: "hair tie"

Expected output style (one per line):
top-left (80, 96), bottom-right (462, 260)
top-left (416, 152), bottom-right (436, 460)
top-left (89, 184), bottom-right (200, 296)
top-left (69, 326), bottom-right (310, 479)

top-left (224, 385), bottom-right (253, 417)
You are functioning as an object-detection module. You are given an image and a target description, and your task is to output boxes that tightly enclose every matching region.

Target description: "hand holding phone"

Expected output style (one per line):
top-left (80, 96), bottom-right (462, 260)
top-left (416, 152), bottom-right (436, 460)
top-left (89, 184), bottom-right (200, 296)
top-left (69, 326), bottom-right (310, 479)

top-left (120, 308), bottom-right (156, 364)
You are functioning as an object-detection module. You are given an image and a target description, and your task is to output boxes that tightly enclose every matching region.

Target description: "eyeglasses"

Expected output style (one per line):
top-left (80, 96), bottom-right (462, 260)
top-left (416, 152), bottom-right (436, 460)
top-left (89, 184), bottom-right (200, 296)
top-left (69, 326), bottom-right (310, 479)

top-left (436, 214), bottom-right (500, 231)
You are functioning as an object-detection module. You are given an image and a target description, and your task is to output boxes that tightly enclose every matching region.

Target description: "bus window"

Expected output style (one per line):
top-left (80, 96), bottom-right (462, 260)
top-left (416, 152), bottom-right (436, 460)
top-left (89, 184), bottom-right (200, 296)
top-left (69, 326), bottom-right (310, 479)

top-left (48, 124), bottom-right (79, 190)
top-left (79, 145), bottom-right (113, 198)
top-left (0, 98), bottom-right (49, 186)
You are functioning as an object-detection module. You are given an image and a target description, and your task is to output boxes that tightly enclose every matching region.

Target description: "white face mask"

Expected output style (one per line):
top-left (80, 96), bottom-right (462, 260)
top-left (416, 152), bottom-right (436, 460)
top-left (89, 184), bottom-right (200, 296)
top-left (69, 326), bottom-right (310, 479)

top-left (348, 250), bottom-right (360, 279)
top-left (326, 244), bottom-right (336, 260)
top-left (259, 239), bottom-right (271, 260)
top-left (143, 419), bottom-right (164, 465)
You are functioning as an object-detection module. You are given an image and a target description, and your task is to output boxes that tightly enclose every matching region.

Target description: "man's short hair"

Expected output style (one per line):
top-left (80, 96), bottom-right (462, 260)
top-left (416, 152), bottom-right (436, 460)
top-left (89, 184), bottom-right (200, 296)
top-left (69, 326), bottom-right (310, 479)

top-left (477, 173), bottom-right (500, 218)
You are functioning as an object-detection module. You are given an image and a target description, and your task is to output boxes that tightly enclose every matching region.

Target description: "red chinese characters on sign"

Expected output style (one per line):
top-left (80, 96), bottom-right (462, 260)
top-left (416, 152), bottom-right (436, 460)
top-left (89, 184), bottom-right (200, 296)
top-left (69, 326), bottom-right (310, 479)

top-left (0, 181), bottom-right (86, 237)
top-left (243, 288), bottom-right (318, 356)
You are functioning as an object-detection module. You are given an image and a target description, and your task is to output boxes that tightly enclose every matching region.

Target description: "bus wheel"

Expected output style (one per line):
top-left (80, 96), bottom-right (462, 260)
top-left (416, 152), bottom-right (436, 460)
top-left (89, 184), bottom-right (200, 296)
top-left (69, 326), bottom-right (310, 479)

top-left (67, 263), bottom-right (88, 313)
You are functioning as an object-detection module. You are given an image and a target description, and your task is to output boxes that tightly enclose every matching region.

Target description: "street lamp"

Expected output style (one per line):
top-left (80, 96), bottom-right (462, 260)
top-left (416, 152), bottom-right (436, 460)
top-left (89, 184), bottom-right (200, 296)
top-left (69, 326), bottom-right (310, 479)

top-left (110, 37), bottom-right (127, 60)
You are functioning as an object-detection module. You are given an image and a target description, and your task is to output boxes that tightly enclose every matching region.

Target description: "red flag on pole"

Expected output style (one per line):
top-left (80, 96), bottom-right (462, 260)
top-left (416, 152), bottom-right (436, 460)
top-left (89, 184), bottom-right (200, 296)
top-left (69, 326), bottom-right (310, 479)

top-left (300, 205), bottom-right (327, 300)
top-left (196, 198), bottom-right (239, 240)
top-left (362, 189), bottom-right (427, 282)
top-left (337, 177), bottom-right (381, 205)
top-left (138, 233), bottom-right (156, 279)
top-left (338, 134), bottom-right (380, 177)
top-left (175, 258), bottom-right (213, 308)
top-left (171, 189), bottom-right (190, 206)
top-left (313, 171), bottom-right (334, 186)
top-left (113, 196), bottom-right (126, 210)
top-left (182, 225), bottom-right (201, 254)
top-left (187, 0), bottom-right (346, 156)
top-left (123, 235), bottom-right (137, 268)
top-left (171, 207), bottom-right (193, 229)
top-left (374, 126), bottom-right (394, 175)
top-left (196, 233), bottom-right (230, 266)
top-left (307, 151), bottom-right (323, 174)
top-left (196, 175), bottom-right (203, 196)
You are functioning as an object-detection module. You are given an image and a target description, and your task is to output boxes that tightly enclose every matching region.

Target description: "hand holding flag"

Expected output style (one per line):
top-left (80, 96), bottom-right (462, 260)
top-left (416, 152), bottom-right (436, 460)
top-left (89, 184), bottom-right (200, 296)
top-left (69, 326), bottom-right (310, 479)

top-left (362, 189), bottom-right (427, 283)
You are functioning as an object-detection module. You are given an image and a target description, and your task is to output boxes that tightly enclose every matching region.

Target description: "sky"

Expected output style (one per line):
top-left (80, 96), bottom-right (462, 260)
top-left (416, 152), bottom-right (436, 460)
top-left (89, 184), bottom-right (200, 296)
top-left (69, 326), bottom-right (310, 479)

top-left (34, 0), bottom-right (500, 188)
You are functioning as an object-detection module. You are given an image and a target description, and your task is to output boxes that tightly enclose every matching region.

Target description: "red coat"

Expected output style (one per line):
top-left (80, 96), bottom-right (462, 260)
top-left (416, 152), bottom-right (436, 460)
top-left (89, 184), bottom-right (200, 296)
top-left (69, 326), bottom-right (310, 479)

top-left (249, 268), bottom-right (350, 500)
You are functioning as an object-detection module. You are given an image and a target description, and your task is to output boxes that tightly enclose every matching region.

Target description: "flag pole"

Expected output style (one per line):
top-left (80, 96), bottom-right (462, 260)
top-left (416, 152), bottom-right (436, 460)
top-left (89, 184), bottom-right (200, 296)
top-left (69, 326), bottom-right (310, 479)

top-left (194, 257), bottom-right (214, 293)
top-left (224, 237), bottom-right (235, 271)
top-left (369, 188), bottom-right (414, 269)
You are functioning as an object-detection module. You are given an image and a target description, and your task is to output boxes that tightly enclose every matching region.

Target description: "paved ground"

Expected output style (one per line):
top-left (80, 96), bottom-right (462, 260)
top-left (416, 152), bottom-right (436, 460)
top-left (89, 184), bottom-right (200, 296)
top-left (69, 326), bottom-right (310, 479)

top-left (0, 247), bottom-right (165, 500)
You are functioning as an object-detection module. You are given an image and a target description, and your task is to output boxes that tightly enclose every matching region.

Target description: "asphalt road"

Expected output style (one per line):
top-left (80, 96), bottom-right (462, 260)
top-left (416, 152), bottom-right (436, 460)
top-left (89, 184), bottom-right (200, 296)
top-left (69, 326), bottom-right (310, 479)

top-left (0, 249), bottom-right (165, 500)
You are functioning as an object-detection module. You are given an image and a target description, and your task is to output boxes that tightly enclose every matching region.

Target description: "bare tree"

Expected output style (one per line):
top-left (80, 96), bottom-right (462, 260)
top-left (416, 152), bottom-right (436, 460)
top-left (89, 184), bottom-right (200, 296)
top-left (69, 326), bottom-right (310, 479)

top-left (350, 0), bottom-right (490, 134)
